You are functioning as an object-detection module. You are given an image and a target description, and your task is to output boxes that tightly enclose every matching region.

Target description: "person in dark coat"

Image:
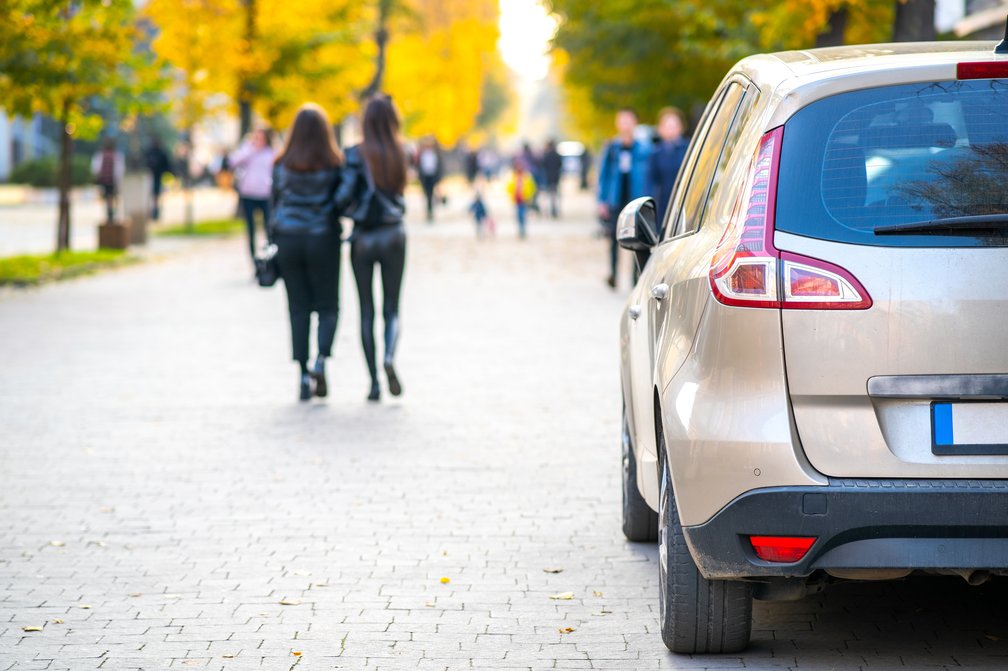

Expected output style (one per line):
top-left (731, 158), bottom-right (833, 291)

top-left (416, 136), bottom-right (442, 222)
top-left (271, 104), bottom-right (344, 401)
top-left (334, 95), bottom-right (410, 402)
top-left (145, 137), bottom-right (173, 220)
top-left (648, 107), bottom-right (689, 221)
top-left (541, 139), bottom-right (563, 219)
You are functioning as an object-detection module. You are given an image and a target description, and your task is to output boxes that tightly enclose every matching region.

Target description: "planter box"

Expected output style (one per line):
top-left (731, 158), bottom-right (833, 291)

top-left (98, 222), bottom-right (130, 250)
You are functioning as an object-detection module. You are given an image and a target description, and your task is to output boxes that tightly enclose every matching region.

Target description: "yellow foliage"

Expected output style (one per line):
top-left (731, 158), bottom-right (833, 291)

top-left (751, 0), bottom-right (894, 50)
top-left (385, 0), bottom-right (505, 145)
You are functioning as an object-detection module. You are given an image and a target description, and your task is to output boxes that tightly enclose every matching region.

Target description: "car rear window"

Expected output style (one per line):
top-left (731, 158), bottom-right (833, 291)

top-left (776, 79), bottom-right (1008, 247)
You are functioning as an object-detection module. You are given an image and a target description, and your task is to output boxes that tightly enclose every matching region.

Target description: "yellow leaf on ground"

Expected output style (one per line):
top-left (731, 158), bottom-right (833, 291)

top-left (49, 540), bottom-right (65, 547)
top-left (222, 654), bottom-right (235, 658)
top-left (291, 651), bottom-right (302, 657)
top-left (129, 593), bottom-right (142, 597)
top-left (50, 619), bottom-right (64, 624)
top-left (593, 590), bottom-right (604, 597)
top-left (77, 604), bottom-right (92, 609)
top-left (543, 567), bottom-right (564, 573)
top-left (22, 626), bottom-right (42, 632)
top-left (559, 627), bottom-right (575, 633)
top-left (279, 599), bottom-right (301, 606)
top-left (549, 592), bottom-right (575, 600)
top-left (439, 577), bottom-right (451, 584)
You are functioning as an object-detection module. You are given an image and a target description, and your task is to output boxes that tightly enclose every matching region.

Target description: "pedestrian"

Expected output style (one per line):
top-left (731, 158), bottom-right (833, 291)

top-left (144, 137), bottom-right (173, 220)
top-left (648, 107), bottom-right (689, 219)
top-left (507, 158), bottom-right (536, 239)
top-left (541, 138), bottom-right (563, 219)
top-left (230, 127), bottom-right (276, 266)
top-left (271, 104), bottom-right (344, 402)
top-left (579, 146), bottom-right (592, 191)
top-left (416, 135), bottom-right (442, 222)
top-left (597, 108), bottom-right (651, 289)
top-left (468, 181), bottom-right (493, 239)
top-left (91, 138), bottom-right (124, 224)
top-left (334, 95), bottom-right (409, 402)
top-left (520, 142), bottom-right (543, 214)
top-left (463, 143), bottom-right (480, 185)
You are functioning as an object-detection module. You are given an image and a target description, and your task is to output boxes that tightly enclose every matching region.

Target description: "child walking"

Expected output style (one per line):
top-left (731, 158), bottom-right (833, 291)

top-left (468, 181), bottom-right (496, 239)
top-left (507, 159), bottom-right (536, 239)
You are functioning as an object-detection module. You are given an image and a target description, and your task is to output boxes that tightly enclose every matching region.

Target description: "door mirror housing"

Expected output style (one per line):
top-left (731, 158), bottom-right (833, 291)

top-left (617, 197), bottom-right (660, 252)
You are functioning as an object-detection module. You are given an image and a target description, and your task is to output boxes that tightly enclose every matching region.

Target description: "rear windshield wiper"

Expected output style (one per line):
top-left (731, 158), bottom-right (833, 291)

top-left (874, 213), bottom-right (1008, 235)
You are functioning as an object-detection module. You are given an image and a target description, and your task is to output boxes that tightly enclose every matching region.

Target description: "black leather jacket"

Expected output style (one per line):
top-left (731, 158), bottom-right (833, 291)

top-left (271, 164), bottom-right (341, 236)
top-left (334, 146), bottom-right (406, 230)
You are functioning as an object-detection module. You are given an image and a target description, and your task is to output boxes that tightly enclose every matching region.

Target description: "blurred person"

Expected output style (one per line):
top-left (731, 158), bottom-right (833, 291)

top-left (230, 127), bottom-right (276, 265)
top-left (416, 136), bottom-right (442, 222)
top-left (507, 158), bottom-right (536, 239)
top-left (597, 108), bottom-right (651, 289)
top-left (271, 105), bottom-right (344, 402)
top-left (468, 180), bottom-right (494, 239)
top-left (144, 137), bottom-right (173, 220)
top-left (520, 142), bottom-right (543, 213)
top-left (335, 95), bottom-right (409, 402)
top-left (541, 139), bottom-right (563, 219)
top-left (648, 107), bottom-right (689, 220)
top-left (91, 138), bottom-right (124, 224)
top-left (478, 146), bottom-right (499, 180)
top-left (579, 146), bottom-right (592, 191)
top-left (463, 142), bottom-right (480, 184)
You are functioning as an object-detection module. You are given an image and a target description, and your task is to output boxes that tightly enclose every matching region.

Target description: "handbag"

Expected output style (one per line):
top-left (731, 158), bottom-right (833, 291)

top-left (254, 243), bottom-right (280, 287)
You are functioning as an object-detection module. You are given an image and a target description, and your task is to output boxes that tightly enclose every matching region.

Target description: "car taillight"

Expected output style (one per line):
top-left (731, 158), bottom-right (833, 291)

top-left (709, 127), bottom-right (872, 310)
top-left (749, 535), bottom-right (816, 563)
top-left (957, 61), bottom-right (1008, 80)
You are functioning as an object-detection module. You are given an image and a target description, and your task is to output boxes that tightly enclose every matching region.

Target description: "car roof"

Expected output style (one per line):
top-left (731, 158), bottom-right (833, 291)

top-left (734, 41), bottom-right (1008, 126)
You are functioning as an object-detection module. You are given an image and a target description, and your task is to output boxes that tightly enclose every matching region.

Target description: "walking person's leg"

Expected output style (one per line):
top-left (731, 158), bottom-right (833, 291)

top-left (377, 228), bottom-right (406, 396)
top-left (151, 174), bottom-right (162, 220)
top-left (275, 236), bottom-right (314, 400)
top-left (517, 203), bottom-right (527, 239)
top-left (258, 199), bottom-right (272, 245)
top-left (239, 197), bottom-right (257, 263)
top-left (351, 236), bottom-right (381, 401)
top-left (304, 233), bottom-right (341, 398)
top-left (421, 178), bottom-right (435, 222)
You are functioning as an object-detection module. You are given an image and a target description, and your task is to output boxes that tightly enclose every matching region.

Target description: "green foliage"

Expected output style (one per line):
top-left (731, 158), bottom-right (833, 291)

top-left (0, 249), bottom-right (134, 286)
top-left (154, 218), bottom-right (244, 237)
top-left (7, 156), bottom-right (92, 188)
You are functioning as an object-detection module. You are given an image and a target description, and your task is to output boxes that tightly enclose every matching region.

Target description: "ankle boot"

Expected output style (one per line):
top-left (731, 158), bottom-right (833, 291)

top-left (383, 315), bottom-right (402, 396)
top-left (299, 373), bottom-right (312, 401)
top-left (311, 357), bottom-right (327, 398)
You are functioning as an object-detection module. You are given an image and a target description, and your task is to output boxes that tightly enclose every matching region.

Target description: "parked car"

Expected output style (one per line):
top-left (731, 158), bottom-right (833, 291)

top-left (618, 36), bottom-right (1008, 654)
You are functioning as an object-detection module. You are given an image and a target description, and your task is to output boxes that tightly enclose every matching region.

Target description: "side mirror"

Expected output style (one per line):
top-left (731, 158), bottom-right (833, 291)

top-left (617, 197), bottom-right (659, 251)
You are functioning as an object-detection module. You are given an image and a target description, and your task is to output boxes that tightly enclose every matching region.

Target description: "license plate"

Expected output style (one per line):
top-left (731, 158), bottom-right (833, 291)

top-left (931, 402), bottom-right (1008, 455)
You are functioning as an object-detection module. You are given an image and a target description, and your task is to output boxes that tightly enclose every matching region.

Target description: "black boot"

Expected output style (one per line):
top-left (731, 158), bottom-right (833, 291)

top-left (310, 356), bottom-right (327, 398)
top-left (383, 314), bottom-right (402, 397)
top-left (367, 380), bottom-right (381, 402)
top-left (299, 373), bottom-right (312, 401)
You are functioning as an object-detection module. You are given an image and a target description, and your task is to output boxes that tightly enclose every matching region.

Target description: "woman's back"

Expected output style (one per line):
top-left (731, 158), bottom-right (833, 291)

top-left (272, 165), bottom-right (341, 236)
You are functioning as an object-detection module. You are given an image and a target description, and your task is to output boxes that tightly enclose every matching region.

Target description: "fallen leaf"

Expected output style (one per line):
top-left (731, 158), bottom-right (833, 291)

top-left (439, 577), bottom-right (451, 585)
top-left (593, 609), bottom-right (613, 616)
top-left (425, 601), bottom-right (436, 607)
top-left (50, 618), bottom-right (64, 624)
top-left (549, 592), bottom-right (575, 600)
top-left (164, 594), bottom-right (182, 600)
top-left (292, 570), bottom-right (311, 577)
top-left (129, 592), bottom-right (142, 598)
top-left (77, 604), bottom-right (92, 610)
top-left (22, 626), bottom-right (42, 632)
top-left (181, 661), bottom-right (201, 666)
top-left (279, 599), bottom-right (301, 606)
top-left (222, 654), bottom-right (235, 659)
top-left (542, 567), bottom-right (564, 574)
top-left (88, 540), bottom-right (107, 548)
top-left (558, 627), bottom-right (575, 634)
top-left (592, 590), bottom-right (604, 597)
top-left (442, 551), bottom-right (448, 557)
top-left (49, 540), bottom-right (65, 547)
top-left (291, 651), bottom-right (302, 657)
top-left (99, 507), bottom-right (114, 514)
top-left (313, 582), bottom-right (329, 588)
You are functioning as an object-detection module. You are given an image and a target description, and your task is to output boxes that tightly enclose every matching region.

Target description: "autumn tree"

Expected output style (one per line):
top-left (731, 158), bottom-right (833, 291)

top-left (0, 0), bottom-right (163, 251)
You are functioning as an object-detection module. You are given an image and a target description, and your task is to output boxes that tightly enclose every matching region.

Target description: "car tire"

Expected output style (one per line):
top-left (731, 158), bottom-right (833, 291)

top-left (622, 409), bottom-right (659, 542)
top-left (658, 432), bottom-right (752, 654)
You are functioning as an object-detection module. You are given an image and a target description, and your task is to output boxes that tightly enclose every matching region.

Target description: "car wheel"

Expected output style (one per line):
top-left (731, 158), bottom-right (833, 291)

top-left (622, 408), bottom-right (659, 542)
top-left (658, 432), bottom-right (752, 654)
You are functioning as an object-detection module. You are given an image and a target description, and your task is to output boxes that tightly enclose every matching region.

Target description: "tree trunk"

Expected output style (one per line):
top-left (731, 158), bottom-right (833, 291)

top-left (815, 7), bottom-right (849, 48)
top-left (360, 0), bottom-right (392, 100)
top-left (56, 99), bottom-right (73, 253)
top-left (184, 128), bottom-right (195, 231)
top-left (893, 0), bottom-right (935, 42)
top-left (239, 0), bottom-right (257, 139)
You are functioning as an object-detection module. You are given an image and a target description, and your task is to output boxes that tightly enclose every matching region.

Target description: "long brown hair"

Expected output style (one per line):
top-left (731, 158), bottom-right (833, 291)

top-left (276, 103), bottom-right (343, 172)
top-left (360, 95), bottom-right (407, 193)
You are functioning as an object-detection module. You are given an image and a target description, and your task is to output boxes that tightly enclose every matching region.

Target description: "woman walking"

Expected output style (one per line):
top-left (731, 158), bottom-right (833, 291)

top-left (230, 127), bottom-right (276, 267)
top-left (271, 104), bottom-right (344, 401)
top-left (335, 95), bottom-right (408, 402)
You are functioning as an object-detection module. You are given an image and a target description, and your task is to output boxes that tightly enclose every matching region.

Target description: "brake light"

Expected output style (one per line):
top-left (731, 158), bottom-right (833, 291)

top-left (709, 127), bottom-right (872, 310)
top-left (749, 535), bottom-right (816, 563)
top-left (957, 61), bottom-right (1008, 80)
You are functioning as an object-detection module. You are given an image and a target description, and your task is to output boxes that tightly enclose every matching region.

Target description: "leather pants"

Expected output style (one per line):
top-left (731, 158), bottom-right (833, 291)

top-left (350, 224), bottom-right (406, 384)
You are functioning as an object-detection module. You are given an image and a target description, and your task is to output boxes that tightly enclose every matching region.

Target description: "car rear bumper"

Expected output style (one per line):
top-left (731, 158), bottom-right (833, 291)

top-left (683, 479), bottom-right (1008, 579)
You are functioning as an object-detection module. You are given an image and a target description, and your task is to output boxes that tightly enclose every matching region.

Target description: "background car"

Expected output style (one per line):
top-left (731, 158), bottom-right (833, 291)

top-left (618, 36), bottom-right (1008, 654)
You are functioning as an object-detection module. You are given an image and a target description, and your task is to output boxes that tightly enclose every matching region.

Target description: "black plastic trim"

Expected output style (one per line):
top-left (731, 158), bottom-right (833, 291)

top-left (683, 481), bottom-right (1008, 579)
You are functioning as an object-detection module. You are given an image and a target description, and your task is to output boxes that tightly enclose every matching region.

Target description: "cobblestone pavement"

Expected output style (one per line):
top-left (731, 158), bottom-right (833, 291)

top-left (2, 188), bottom-right (1008, 670)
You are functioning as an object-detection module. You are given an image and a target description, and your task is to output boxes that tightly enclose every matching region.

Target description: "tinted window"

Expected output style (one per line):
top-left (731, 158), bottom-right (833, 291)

top-left (777, 79), bottom-right (1008, 247)
top-left (695, 87), bottom-right (757, 232)
top-left (662, 83), bottom-right (735, 238)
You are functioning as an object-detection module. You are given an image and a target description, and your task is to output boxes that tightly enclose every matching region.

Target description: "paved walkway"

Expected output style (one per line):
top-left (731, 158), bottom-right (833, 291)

top-left (2, 186), bottom-right (1008, 670)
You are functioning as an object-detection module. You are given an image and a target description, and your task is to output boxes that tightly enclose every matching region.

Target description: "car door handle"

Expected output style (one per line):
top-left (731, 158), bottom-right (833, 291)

top-left (651, 283), bottom-right (670, 300)
top-left (628, 305), bottom-right (642, 320)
